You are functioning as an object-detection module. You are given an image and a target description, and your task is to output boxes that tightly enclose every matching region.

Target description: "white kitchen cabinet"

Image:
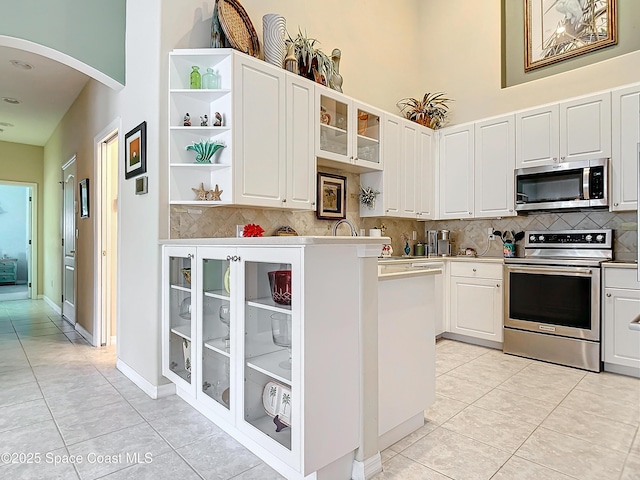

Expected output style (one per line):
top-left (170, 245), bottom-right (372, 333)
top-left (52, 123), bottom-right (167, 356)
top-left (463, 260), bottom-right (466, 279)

top-left (162, 247), bottom-right (198, 397)
top-left (474, 115), bottom-right (516, 218)
top-left (449, 261), bottom-right (503, 343)
top-left (360, 115), bottom-right (435, 219)
top-left (515, 93), bottom-right (611, 169)
top-left (417, 127), bottom-right (436, 219)
top-left (602, 266), bottom-right (640, 377)
top-left (169, 50), bottom-right (314, 210)
top-left (559, 92), bottom-right (611, 162)
top-left (233, 55), bottom-right (286, 208)
top-left (611, 84), bottom-right (640, 212)
top-left (515, 104), bottom-right (559, 169)
top-left (162, 239), bottom-right (378, 479)
top-left (285, 75), bottom-right (316, 210)
top-left (316, 86), bottom-right (383, 172)
top-left (400, 121), bottom-right (419, 217)
top-left (438, 124), bottom-right (475, 220)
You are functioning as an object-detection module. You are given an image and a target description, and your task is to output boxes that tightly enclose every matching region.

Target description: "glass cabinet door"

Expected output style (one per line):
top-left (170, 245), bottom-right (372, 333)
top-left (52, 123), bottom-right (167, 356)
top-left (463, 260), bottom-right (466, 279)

top-left (166, 251), bottom-right (195, 388)
top-left (318, 92), bottom-right (349, 160)
top-left (199, 252), bottom-right (233, 411)
top-left (354, 105), bottom-right (381, 168)
top-left (242, 258), bottom-right (295, 452)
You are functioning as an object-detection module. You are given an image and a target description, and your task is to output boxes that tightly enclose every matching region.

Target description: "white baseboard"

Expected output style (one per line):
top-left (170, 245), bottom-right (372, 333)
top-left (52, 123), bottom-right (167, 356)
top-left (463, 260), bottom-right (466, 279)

top-left (352, 452), bottom-right (383, 480)
top-left (40, 295), bottom-right (62, 315)
top-left (110, 335), bottom-right (117, 345)
top-left (116, 359), bottom-right (176, 400)
top-left (75, 323), bottom-right (94, 346)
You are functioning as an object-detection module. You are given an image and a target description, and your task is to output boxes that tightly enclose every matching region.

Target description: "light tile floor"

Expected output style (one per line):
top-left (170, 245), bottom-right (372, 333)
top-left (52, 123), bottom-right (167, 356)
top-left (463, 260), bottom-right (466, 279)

top-left (373, 339), bottom-right (640, 480)
top-left (1, 299), bottom-right (639, 480)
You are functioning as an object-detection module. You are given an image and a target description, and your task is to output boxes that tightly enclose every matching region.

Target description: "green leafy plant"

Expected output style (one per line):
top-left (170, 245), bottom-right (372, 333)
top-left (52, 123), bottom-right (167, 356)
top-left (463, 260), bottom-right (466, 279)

top-left (286, 29), bottom-right (336, 88)
top-left (186, 140), bottom-right (226, 164)
top-left (397, 92), bottom-right (453, 129)
top-left (359, 186), bottom-right (379, 209)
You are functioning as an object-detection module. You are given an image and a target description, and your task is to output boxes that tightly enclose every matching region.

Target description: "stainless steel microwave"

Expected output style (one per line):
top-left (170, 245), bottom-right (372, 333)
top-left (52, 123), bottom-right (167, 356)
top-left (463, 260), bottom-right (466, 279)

top-left (515, 158), bottom-right (608, 212)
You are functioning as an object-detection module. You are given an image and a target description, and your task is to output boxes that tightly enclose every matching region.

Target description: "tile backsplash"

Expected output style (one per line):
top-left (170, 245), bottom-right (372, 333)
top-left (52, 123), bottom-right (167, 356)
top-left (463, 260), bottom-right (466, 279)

top-left (421, 211), bottom-right (638, 261)
top-left (170, 166), bottom-right (637, 261)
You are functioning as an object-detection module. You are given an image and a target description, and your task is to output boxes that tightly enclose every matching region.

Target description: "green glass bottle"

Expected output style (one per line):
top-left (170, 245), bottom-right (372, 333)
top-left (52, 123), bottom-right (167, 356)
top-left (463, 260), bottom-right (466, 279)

top-left (190, 66), bottom-right (201, 89)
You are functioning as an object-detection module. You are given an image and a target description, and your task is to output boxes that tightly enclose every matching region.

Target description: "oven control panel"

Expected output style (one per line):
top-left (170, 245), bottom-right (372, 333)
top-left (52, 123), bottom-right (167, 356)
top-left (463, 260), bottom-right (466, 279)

top-left (525, 229), bottom-right (612, 248)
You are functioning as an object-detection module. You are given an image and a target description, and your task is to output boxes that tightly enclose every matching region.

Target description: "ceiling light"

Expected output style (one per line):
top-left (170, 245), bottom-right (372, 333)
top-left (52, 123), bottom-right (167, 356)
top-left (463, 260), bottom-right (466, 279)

top-left (0, 122), bottom-right (14, 127)
top-left (2, 97), bottom-right (21, 104)
top-left (9, 60), bottom-right (33, 70)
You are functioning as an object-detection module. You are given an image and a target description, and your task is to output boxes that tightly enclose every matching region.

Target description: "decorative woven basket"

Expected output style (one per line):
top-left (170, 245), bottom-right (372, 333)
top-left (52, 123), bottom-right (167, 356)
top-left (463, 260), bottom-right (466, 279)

top-left (217, 0), bottom-right (260, 57)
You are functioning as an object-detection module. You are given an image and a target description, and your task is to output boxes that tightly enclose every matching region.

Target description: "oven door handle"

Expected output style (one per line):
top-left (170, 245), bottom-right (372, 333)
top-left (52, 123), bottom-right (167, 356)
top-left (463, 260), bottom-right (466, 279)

top-left (506, 266), bottom-right (592, 276)
top-left (630, 314), bottom-right (640, 331)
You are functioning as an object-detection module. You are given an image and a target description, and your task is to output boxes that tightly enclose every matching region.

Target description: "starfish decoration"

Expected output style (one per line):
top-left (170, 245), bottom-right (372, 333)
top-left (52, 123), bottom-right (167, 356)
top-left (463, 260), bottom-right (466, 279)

top-left (211, 184), bottom-right (223, 201)
top-left (192, 183), bottom-right (209, 201)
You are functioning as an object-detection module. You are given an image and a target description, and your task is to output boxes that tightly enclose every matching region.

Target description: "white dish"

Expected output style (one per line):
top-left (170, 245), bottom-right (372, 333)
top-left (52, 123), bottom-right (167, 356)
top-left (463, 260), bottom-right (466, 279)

top-left (262, 381), bottom-right (291, 428)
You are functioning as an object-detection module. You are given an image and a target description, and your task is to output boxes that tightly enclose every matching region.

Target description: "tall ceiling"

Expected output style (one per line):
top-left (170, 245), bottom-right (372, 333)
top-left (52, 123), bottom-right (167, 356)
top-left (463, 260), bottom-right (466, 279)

top-left (0, 46), bottom-right (89, 146)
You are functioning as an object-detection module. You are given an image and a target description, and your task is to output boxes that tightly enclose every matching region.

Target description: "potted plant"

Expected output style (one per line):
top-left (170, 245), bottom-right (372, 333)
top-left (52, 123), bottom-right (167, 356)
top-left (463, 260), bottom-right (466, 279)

top-left (397, 92), bottom-right (453, 129)
top-left (286, 29), bottom-right (335, 88)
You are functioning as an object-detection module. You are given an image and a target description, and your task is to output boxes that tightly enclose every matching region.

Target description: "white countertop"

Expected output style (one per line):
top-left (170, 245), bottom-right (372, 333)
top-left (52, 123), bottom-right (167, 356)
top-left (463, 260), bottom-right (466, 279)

top-left (161, 236), bottom-right (390, 246)
top-left (602, 260), bottom-right (638, 269)
top-left (378, 256), bottom-right (504, 264)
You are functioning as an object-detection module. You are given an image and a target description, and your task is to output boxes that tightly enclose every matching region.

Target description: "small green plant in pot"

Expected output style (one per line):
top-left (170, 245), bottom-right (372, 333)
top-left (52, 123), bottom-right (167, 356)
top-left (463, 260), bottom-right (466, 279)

top-left (286, 29), bottom-right (335, 88)
top-left (186, 140), bottom-right (226, 164)
top-left (397, 92), bottom-right (453, 130)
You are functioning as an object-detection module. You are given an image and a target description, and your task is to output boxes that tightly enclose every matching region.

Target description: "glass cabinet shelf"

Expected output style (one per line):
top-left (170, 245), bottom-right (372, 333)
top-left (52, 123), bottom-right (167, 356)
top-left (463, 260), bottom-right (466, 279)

top-left (246, 298), bottom-right (292, 313)
top-left (170, 323), bottom-right (192, 341)
top-left (171, 284), bottom-right (190, 293)
top-left (204, 337), bottom-right (231, 357)
top-left (204, 289), bottom-right (230, 300)
top-left (246, 350), bottom-right (292, 385)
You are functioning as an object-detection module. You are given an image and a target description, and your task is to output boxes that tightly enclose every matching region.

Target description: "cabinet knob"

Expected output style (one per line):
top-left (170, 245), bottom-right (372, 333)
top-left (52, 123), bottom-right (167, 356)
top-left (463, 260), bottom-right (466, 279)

top-left (472, 268), bottom-right (477, 272)
top-left (496, 284), bottom-right (500, 288)
top-left (311, 202), bottom-right (315, 206)
top-left (553, 157), bottom-right (558, 162)
top-left (561, 156), bottom-right (566, 161)
top-left (614, 203), bottom-right (619, 207)
top-left (468, 212), bottom-right (472, 215)
top-left (226, 255), bottom-right (232, 261)
top-left (282, 199), bottom-right (287, 203)
top-left (187, 254), bottom-right (193, 259)
top-left (509, 209), bottom-right (513, 212)
top-left (606, 293), bottom-right (612, 297)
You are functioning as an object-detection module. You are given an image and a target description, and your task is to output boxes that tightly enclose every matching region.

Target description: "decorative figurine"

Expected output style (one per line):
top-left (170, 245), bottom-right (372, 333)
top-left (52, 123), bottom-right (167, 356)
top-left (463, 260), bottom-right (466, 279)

top-left (213, 112), bottom-right (223, 127)
top-left (331, 49), bottom-right (343, 93)
top-left (183, 113), bottom-right (191, 126)
top-left (211, 184), bottom-right (223, 201)
top-left (200, 115), bottom-right (209, 126)
top-left (192, 183), bottom-right (210, 201)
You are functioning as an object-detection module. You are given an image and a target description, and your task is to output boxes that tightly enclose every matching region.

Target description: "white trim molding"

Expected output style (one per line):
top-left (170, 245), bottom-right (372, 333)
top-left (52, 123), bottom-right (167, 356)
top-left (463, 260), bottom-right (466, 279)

top-left (116, 359), bottom-right (176, 399)
top-left (75, 322), bottom-right (94, 346)
top-left (40, 295), bottom-right (62, 315)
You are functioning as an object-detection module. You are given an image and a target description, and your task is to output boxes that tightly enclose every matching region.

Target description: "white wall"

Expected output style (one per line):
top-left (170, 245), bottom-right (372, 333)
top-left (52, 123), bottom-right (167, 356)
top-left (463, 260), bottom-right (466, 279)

top-left (0, 184), bottom-right (29, 282)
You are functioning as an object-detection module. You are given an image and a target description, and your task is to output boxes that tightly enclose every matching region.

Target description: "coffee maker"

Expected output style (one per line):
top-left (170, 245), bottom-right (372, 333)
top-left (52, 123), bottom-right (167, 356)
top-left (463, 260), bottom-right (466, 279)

top-left (427, 230), bottom-right (452, 256)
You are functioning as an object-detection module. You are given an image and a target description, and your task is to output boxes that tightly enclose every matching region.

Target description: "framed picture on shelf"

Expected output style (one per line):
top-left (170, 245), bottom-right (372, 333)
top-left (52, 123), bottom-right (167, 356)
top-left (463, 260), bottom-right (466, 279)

top-left (124, 121), bottom-right (147, 179)
top-left (525, 0), bottom-right (617, 71)
top-left (79, 178), bottom-right (90, 219)
top-left (316, 172), bottom-right (346, 220)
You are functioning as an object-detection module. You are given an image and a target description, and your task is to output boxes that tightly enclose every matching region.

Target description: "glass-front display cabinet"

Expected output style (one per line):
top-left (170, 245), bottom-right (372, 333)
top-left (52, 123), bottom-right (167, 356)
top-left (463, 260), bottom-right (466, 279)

top-left (162, 247), bottom-right (197, 396)
top-left (242, 257), bottom-right (295, 453)
top-left (316, 86), bottom-right (383, 172)
top-left (197, 249), bottom-right (234, 418)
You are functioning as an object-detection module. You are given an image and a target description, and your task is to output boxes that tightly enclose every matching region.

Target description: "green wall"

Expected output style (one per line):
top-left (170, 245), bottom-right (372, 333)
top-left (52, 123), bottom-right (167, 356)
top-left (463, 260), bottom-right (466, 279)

top-left (0, 141), bottom-right (45, 294)
top-left (503, 0), bottom-right (640, 87)
top-left (0, 0), bottom-right (126, 85)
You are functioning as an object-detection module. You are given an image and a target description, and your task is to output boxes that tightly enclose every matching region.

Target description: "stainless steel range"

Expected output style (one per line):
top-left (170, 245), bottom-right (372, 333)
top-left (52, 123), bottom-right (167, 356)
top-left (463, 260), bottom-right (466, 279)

top-left (503, 229), bottom-right (613, 372)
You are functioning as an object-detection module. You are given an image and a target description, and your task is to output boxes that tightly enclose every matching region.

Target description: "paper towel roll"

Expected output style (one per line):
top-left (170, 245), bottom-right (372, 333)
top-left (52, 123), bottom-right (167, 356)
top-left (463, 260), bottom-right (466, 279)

top-left (369, 229), bottom-right (382, 237)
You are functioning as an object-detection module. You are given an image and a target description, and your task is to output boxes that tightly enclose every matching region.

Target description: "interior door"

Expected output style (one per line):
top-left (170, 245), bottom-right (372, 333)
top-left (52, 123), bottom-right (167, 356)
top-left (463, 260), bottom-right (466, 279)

top-left (62, 157), bottom-right (76, 324)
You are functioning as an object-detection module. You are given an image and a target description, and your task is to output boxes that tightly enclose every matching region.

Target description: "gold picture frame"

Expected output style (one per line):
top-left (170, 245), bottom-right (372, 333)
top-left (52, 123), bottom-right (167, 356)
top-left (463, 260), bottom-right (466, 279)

top-left (525, 0), bottom-right (617, 72)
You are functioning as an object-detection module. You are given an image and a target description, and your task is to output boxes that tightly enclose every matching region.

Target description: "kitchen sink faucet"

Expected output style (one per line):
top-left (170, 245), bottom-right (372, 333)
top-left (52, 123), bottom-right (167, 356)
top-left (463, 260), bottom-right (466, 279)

top-left (332, 219), bottom-right (358, 236)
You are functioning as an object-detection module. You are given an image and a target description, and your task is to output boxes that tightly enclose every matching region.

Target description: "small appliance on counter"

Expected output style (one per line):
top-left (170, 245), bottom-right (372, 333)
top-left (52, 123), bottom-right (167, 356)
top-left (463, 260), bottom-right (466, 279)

top-left (437, 230), bottom-right (452, 256)
top-left (427, 230), bottom-right (438, 256)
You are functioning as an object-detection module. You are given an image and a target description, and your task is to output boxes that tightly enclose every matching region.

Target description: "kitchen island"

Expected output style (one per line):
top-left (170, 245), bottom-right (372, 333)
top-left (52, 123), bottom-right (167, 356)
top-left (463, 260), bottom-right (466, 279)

top-left (159, 236), bottom-right (443, 480)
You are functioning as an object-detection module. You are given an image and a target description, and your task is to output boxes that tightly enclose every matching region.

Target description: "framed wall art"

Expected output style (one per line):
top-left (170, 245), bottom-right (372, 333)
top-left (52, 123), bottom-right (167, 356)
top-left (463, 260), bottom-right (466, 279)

top-left (525, 0), bottom-right (617, 71)
top-left (79, 178), bottom-right (90, 219)
top-left (124, 121), bottom-right (147, 179)
top-left (316, 172), bottom-right (346, 220)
